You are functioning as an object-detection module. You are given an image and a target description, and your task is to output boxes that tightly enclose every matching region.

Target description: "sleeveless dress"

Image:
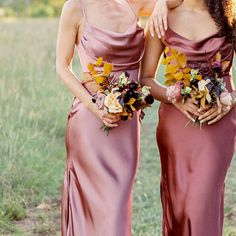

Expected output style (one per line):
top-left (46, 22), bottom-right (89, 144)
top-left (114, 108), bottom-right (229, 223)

top-left (61, 3), bottom-right (145, 236)
top-left (157, 28), bottom-right (236, 236)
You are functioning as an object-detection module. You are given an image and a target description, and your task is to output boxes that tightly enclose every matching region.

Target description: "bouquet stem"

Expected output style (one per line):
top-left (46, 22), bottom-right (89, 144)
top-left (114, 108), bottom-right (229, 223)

top-left (101, 124), bottom-right (111, 136)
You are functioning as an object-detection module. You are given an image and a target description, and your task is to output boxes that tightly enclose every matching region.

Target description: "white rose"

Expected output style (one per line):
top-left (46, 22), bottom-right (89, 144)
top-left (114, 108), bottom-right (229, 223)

top-left (104, 92), bottom-right (123, 113)
top-left (220, 92), bottom-right (232, 106)
top-left (142, 86), bottom-right (151, 96)
top-left (118, 72), bottom-right (128, 86)
top-left (198, 79), bottom-right (210, 92)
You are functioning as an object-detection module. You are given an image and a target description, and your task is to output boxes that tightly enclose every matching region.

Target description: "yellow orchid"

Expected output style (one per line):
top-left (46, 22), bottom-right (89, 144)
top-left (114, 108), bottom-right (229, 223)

top-left (173, 72), bottom-right (184, 81)
top-left (196, 74), bottom-right (203, 81)
top-left (94, 75), bottom-right (107, 84)
top-left (190, 87), bottom-right (211, 109)
top-left (127, 98), bottom-right (136, 111)
top-left (166, 64), bottom-right (179, 74)
top-left (171, 49), bottom-right (179, 60)
top-left (178, 53), bottom-right (187, 68)
top-left (162, 56), bottom-right (171, 65)
top-left (96, 57), bottom-right (103, 66)
top-left (164, 47), bottom-right (170, 54)
top-left (104, 62), bottom-right (113, 75)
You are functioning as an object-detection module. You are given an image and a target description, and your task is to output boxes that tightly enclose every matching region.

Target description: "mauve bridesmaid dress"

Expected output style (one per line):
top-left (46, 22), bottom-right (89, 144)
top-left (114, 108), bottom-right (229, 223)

top-left (61, 3), bottom-right (145, 236)
top-left (157, 28), bottom-right (236, 236)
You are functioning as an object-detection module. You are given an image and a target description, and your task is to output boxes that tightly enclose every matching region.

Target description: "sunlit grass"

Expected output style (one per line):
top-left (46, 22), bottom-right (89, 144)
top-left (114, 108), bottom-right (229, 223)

top-left (0, 18), bottom-right (235, 235)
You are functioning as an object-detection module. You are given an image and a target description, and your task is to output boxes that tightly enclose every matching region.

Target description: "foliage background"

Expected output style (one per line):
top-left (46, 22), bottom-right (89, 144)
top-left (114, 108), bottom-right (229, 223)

top-left (0, 0), bottom-right (64, 17)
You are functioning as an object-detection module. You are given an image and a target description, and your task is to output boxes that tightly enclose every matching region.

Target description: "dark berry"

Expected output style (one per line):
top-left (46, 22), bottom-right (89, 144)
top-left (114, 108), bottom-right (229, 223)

top-left (121, 116), bottom-right (128, 121)
top-left (124, 71), bottom-right (130, 78)
top-left (190, 79), bottom-right (199, 87)
top-left (125, 105), bottom-right (133, 113)
top-left (133, 99), bottom-right (143, 109)
top-left (128, 81), bottom-right (138, 90)
top-left (126, 90), bottom-right (135, 98)
top-left (145, 95), bottom-right (154, 104)
top-left (123, 94), bottom-right (131, 103)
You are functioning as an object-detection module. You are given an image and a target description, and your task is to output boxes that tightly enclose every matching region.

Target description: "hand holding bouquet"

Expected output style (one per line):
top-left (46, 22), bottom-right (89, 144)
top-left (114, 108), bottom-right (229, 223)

top-left (88, 57), bottom-right (154, 134)
top-left (162, 47), bottom-right (232, 125)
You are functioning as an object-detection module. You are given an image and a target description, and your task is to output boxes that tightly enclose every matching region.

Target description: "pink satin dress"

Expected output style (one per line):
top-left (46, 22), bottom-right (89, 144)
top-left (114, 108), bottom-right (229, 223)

top-left (157, 28), bottom-right (236, 236)
top-left (61, 4), bottom-right (145, 236)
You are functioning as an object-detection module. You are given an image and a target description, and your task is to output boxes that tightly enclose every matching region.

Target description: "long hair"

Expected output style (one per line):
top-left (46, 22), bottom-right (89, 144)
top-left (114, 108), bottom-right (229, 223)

top-left (205, 0), bottom-right (236, 49)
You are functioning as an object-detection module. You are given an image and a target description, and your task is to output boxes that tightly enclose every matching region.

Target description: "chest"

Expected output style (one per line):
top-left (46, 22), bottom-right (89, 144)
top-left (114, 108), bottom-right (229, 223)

top-left (83, 2), bottom-right (136, 34)
top-left (168, 11), bottom-right (218, 42)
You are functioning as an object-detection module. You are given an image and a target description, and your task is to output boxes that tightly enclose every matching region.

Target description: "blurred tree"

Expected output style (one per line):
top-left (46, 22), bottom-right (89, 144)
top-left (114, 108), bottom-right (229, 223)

top-left (0, 0), bottom-right (64, 17)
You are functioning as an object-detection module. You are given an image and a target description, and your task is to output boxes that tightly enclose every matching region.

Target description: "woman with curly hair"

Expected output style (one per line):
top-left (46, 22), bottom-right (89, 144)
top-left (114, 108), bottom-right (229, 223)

top-left (141, 0), bottom-right (236, 235)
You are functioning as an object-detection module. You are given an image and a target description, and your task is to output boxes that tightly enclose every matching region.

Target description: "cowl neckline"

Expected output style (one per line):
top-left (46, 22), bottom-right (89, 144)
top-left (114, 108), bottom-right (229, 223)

top-left (166, 27), bottom-right (221, 44)
top-left (83, 19), bottom-right (142, 38)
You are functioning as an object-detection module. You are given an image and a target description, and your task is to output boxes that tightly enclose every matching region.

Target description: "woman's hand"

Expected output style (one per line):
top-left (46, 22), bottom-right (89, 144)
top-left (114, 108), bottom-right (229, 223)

top-left (149, 0), bottom-right (183, 38)
top-left (149, 0), bottom-right (168, 38)
top-left (173, 98), bottom-right (202, 122)
top-left (91, 105), bottom-right (120, 128)
top-left (198, 104), bottom-right (232, 125)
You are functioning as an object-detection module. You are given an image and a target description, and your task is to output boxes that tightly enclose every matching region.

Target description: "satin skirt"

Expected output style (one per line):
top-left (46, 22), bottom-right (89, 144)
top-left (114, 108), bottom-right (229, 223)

top-left (61, 74), bottom-right (140, 236)
top-left (156, 103), bottom-right (236, 236)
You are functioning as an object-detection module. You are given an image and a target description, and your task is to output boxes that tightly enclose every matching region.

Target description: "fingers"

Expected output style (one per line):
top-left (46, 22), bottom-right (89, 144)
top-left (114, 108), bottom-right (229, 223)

top-left (103, 113), bottom-right (120, 122)
top-left (102, 120), bottom-right (118, 128)
top-left (185, 99), bottom-right (202, 117)
top-left (159, 9), bottom-right (168, 37)
top-left (102, 113), bottom-right (120, 127)
top-left (163, 14), bottom-right (168, 31)
top-left (102, 118), bottom-right (119, 128)
top-left (154, 18), bottom-right (161, 38)
top-left (186, 104), bottom-right (202, 117)
top-left (198, 107), bottom-right (217, 120)
top-left (149, 17), bottom-right (155, 38)
top-left (207, 114), bottom-right (222, 125)
top-left (183, 110), bottom-right (195, 122)
top-left (199, 109), bottom-right (220, 124)
top-left (208, 106), bottom-right (230, 125)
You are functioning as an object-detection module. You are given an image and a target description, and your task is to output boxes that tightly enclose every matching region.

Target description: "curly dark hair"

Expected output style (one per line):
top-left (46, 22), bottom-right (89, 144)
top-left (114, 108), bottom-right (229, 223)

top-left (205, 0), bottom-right (236, 49)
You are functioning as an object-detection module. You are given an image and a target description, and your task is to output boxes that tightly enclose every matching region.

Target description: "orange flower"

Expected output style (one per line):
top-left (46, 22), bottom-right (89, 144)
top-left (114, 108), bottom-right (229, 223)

top-left (104, 62), bottom-right (113, 75)
top-left (96, 57), bottom-right (103, 66)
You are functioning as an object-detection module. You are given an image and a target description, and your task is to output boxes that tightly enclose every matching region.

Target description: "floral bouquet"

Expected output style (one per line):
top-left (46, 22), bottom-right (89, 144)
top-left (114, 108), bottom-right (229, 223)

top-left (88, 57), bottom-right (154, 134)
top-left (162, 47), bottom-right (231, 125)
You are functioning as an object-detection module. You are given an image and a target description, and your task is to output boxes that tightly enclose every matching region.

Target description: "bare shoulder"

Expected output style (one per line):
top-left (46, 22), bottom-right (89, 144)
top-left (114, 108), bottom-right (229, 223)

top-left (61, 0), bottom-right (83, 26)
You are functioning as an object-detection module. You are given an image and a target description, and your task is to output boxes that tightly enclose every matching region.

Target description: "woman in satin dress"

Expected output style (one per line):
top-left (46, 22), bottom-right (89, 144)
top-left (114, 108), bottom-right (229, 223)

top-left (141, 0), bottom-right (236, 235)
top-left (56, 0), bottom-right (182, 235)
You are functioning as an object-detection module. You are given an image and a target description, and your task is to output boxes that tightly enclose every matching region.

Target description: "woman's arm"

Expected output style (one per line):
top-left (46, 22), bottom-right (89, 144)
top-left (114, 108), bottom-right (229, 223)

top-left (131, 0), bottom-right (182, 17)
top-left (140, 26), bottom-right (168, 102)
top-left (140, 25), bottom-right (202, 121)
top-left (56, 1), bottom-right (119, 127)
top-left (56, 1), bottom-right (87, 105)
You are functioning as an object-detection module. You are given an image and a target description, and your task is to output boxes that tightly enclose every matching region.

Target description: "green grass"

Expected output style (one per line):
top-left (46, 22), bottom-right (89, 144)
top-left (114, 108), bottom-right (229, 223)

top-left (0, 18), bottom-right (235, 235)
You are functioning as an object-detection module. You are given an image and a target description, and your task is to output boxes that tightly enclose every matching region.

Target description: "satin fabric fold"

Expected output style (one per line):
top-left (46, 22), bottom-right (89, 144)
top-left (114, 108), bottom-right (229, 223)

top-left (157, 28), bottom-right (236, 236)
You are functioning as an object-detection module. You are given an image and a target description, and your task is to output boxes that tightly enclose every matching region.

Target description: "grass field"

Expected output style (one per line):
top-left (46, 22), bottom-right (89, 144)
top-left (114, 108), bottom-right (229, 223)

top-left (0, 19), bottom-right (236, 236)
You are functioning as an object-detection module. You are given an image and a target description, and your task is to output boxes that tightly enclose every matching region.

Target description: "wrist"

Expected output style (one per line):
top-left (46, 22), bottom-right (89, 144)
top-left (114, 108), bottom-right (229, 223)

top-left (166, 84), bottom-right (182, 103)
